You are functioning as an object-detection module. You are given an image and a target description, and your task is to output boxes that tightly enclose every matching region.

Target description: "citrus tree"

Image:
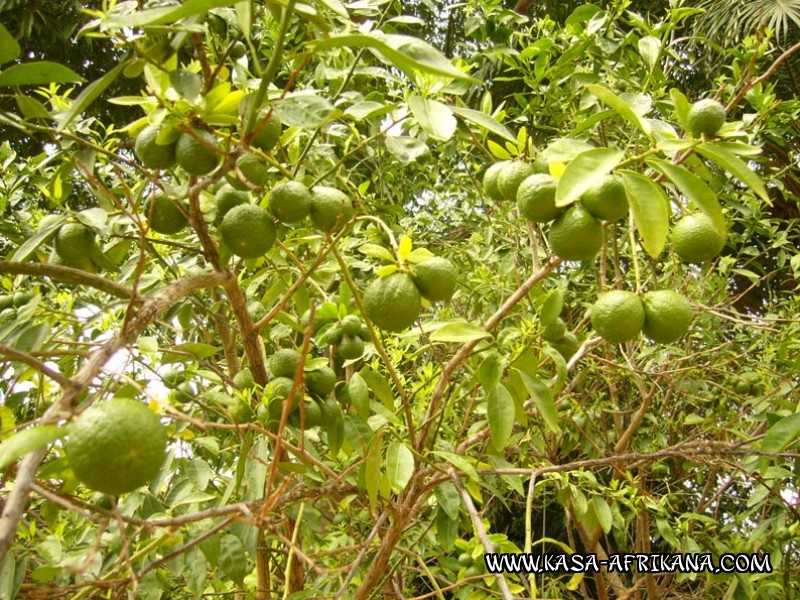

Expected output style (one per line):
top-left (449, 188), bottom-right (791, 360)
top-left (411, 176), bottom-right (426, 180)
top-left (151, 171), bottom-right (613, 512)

top-left (0, 1), bottom-right (799, 599)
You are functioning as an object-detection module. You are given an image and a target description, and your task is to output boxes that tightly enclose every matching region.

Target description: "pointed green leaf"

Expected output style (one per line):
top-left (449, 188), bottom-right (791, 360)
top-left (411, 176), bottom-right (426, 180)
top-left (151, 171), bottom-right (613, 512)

top-left (102, 0), bottom-right (241, 28)
top-left (761, 413), bottom-right (800, 453)
top-left (358, 243), bottom-right (396, 263)
top-left (385, 136), bottom-right (429, 162)
top-left (696, 141), bottom-right (770, 204)
top-left (450, 105), bottom-right (516, 143)
top-left (218, 534), bottom-right (246, 585)
top-left (434, 482), bottom-right (461, 520)
top-left (0, 62), bottom-right (84, 87)
top-left (273, 94), bottom-right (340, 128)
top-left (648, 159), bottom-right (725, 234)
top-left (408, 95), bottom-right (456, 141)
top-left (309, 33), bottom-right (478, 82)
top-left (0, 23), bottom-right (21, 65)
top-left (555, 148), bottom-right (624, 207)
top-left (9, 215), bottom-right (65, 261)
top-left (385, 442), bottom-right (414, 492)
top-left (487, 383), bottom-right (515, 450)
top-left (638, 36), bottom-right (661, 68)
top-left (669, 88), bottom-right (691, 131)
top-left (431, 451), bottom-right (478, 481)
top-left (515, 369), bottom-right (560, 434)
top-left (0, 426), bottom-right (66, 471)
top-left (430, 322), bottom-right (491, 343)
top-left (585, 84), bottom-right (650, 134)
top-left (540, 289), bottom-right (564, 326)
top-left (592, 497), bottom-right (613, 534)
top-left (620, 170), bottom-right (670, 258)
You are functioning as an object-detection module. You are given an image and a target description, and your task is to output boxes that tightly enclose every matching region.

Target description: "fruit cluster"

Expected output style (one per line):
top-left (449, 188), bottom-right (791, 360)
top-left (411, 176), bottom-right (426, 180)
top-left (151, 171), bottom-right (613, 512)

top-left (363, 255), bottom-right (458, 332)
top-left (483, 98), bottom-right (730, 347)
top-left (132, 96), bottom-right (354, 261)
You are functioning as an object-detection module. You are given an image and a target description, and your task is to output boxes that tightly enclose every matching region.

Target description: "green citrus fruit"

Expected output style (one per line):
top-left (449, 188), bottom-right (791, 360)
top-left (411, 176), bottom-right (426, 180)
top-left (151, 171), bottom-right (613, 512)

top-left (516, 174), bottom-right (561, 223)
top-left (269, 349), bottom-right (302, 379)
top-left (65, 399), bottom-right (167, 496)
top-left (358, 322), bottom-right (371, 341)
top-left (671, 213), bottom-right (726, 264)
top-left (168, 382), bottom-right (194, 405)
top-left (147, 194), bottom-right (188, 234)
top-left (550, 331), bottom-right (579, 360)
top-left (233, 367), bottom-right (255, 390)
top-left (230, 41), bottom-right (247, 59)
top-left (341, 315), bottom-right (363, 336)
top-left (641, 290), bottom-right (693, 344)
top-left (322, 323), bottom-right (344, 346)
top-left (176, 130), bottom-right (221, 175)
top-left (269, 181), bottom-right (312, 223)
top-left (162, 368), bottom-right (185, 388)
top-left (305, 366), bottom-right (337, 397)
top-left (219, 204), bottom-right (276, 258)
top-left (236, 153), bottom-right (270, 187)
top-left (412, 257), bottom-right (457, 302)
top-left (214, 186), bottom-right (249, 222)
top-left (338, 334), bottom-right (365, 360)
top-left (246, 108), bottom-right (282, 152)
top-left (497, 161), bottom-right (537, 202)
top-left (0, 295), bottom-right (12, 311)
top-left (54, 223), bottom-right (96, 264)
top-left (547, 204), bottom-right (604, 262)
top-left (458, 553), bottom-right (474, 567)
top-left (363, 272), bottom-right (422, 332)
top-left (542, 318), bottom-right (566, 342)
top-left (289, 398), bottom-right (323, 428)
top-left (482, 161), bottom-right (509, 201)
top-left (590, 290), bottom-right (646, 343)
top-left (134, 124), bottom-right (176, 170)
top-left (309, 186), bottom-right (354, 231)
top-left (580, 175), bottom-right (629, 221)
top-left (687, 98), bottom-right (726, 137)
top-left (532, 155), bottom-right (550, 174)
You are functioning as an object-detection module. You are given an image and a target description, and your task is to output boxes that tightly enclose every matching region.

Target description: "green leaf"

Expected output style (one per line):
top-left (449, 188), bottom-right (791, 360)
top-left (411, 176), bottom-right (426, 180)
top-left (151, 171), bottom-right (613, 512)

top-left (450, 105), bottom-right (516, 143)
top-left (540, 289), bottom-right (564, 326)
top-left (696, 142), bottom-right (770, 204)
top-left (0, 23), bottom-right (21, 65)
top-left (359, 243), bottom-right (396, 263)
top-left (761, 413), bottom-right (800, 453)
top-left (102, 0), bottom-right (241, 29)
top-left (620, 170), bottom-right (670, 258)
top-left (218, 534), bottom-right (246, 585)
top-left (592, 497), bottom-right (613, 533)
top-left (309, 33), bottom-right (478, 82)
top-left (172, 342), bottom-right (220, 359)
top-left (648, 159), bottom-right (725, 234)
top-left (15, 94), bottom-right (51, 120)
top-left (431, 451), bottom-right (478, 481)
top-left (408, 95), bottom-right (456, 141)
top-left (8, 215), bottom-right (65, 261)
top-left (555, 148), bottom-right (623, 207)
top-left (235, 1), bottom-right (251, 39)
top-left (669, 88), bottom-right (691, 131)
top-left (435, 482), bottom-right (461, 520)
top-left (638, 36), bottom-right (661, 68)
top-left (385, 442), bottom-right (414, 492)
top-left (345, 101), bottom-right (392, 121)
top-left (487, 383), bottom-right (515, 451)
top-left (476, 352), bottom-right (503, 390)
top-left (515, 370), bottom-right (560, 434)
top-left (0, 407), bottom-right (16, 441)
top-left (430, 322), bottom-right (491, 343)
top-left (0, 62), bottom-right (84, 87)
top-left (585, 84), bottom-right (650, 134)
top-left (385, 136), bottom-right (429, 162)
top-left (364, 434), bottom-right (383, 507)
top-left (0, 426), bottom-right (66, 471)
top-left (273, 94), bottom-right (340, 128)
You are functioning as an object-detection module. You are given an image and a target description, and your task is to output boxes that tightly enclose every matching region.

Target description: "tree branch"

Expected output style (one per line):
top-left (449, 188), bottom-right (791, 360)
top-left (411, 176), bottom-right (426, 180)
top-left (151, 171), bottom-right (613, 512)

top-left (0, 261), bottom-right (133, 299)
top-left (0, 344), bottom-right (76, 389)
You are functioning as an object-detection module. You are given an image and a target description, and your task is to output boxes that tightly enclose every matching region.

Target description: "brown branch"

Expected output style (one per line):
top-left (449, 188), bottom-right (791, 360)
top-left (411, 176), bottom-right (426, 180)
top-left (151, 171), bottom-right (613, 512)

top-left (0, 344), bottom-right (76, 389)
top-left (0, 261), bottom-right (133, 299)
top-left (415, 256), bottom-right (562, 450)
top-left (0, 271), bottom-right (229, 563)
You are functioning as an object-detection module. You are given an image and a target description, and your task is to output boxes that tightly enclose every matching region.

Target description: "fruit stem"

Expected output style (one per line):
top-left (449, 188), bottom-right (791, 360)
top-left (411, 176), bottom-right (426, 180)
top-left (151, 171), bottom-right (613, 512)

top-left (628, 210), bottom-right (643, 293)
top-left (357, 215), bottom-right (399, 251)
top-left (243, 0), bottom-right (297, 139)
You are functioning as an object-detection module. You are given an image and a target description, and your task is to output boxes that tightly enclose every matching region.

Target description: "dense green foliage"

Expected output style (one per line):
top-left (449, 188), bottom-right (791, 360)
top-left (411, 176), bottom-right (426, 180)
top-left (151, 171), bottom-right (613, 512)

top-left (0, 1), bottom-right (799, 599)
